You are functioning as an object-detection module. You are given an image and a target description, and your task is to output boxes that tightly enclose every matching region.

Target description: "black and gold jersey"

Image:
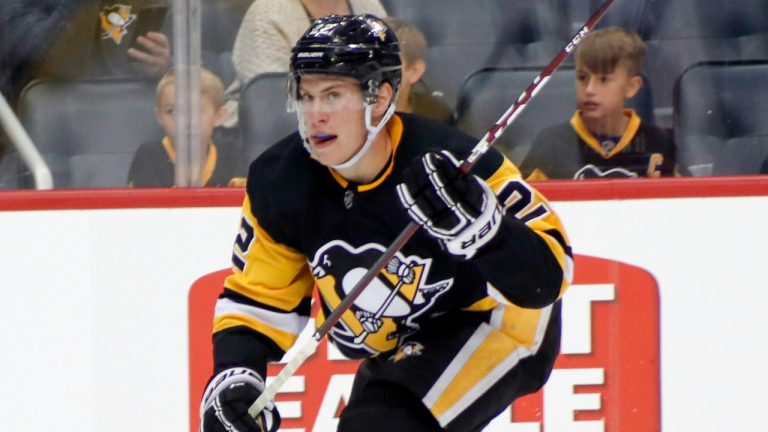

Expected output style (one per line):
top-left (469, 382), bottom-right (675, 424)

top-left (127, 136), bottom-right (241, 187)
top-left (214, 113), bottom-right (572, 372)
top-left (520, 109), bottom-right (677, 180)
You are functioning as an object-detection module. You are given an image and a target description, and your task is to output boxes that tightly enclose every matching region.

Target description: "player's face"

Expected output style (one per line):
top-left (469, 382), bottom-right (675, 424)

top-left (155, 85), bottom-right (226, 146)
top-left (295, 75), bottom-right (368, 166)
top-left (575, 63), bottom-right (641, 122)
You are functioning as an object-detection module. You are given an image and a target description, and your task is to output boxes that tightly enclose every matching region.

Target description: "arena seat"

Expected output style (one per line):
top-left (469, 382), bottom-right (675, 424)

top-left (201, 0), bottom-right (253, 86)
top-left (587, 0), bottom-right (648, 32)
top-left (453, 66), bottom-right (655, 164)
top-left (674, 60), bottom-right (768, 176)
top-left (635, 0), bottom-right (768, 120)
top-left (380, 0), bottom-right (571, 112)
top-left (380, 0), bottom-right (505, 112)
top-left (238, 72), bottom-right (296, 170)
top-left (213, 51), bottom-right (236, 88)
top-left (13, 77), bottom-right (163, 188)
top-left (201, 0), bottom-right (253, 54)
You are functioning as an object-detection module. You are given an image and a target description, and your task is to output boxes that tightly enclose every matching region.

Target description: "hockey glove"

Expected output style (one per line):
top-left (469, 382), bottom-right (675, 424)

top-left (200, 367), bottom-right (280, 432)
top-left (397, 150), bottom-right (502, 259)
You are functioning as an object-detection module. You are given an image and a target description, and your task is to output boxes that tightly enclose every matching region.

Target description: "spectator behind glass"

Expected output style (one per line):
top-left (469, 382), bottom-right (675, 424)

top-left (222, 0), bottom-right (387, 127)
top-left (384, 16), bottom-right (452, 122)
top-left (1, 0), bottom-right (171, 107)
top-left (128, 67), bottom-right (243, 187)
top-left (520, 27), bottom-right (677, 180)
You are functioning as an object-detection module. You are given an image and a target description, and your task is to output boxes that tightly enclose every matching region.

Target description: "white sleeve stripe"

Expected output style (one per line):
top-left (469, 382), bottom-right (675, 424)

top-left (214, 297), bottom-right (309, 336)
top-left (564, 254), bottom-right (575, 284)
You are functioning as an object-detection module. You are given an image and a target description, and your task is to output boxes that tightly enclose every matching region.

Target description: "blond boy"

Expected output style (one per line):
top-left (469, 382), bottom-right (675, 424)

top-left (521, 27), bottom-right (676, 179)
top-left (128, 68), bottom-right (243, 186)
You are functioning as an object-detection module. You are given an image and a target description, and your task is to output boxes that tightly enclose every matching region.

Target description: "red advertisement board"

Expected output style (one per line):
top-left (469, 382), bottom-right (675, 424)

top-left (189, 254), bottom-right (660, 431)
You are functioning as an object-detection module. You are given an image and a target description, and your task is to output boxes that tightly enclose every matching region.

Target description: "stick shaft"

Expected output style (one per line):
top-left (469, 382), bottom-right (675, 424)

top-left (249, 337), bottom-right (320, 418)
top-left (249, 0), bottom-right (615, 419)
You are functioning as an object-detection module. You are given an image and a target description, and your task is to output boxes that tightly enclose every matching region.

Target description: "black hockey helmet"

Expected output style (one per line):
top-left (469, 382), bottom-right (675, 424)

top-left (289, 14), bottom-right (402, 104)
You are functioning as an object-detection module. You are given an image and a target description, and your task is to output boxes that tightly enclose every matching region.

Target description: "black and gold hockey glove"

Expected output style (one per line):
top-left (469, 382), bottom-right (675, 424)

top-left (397, 150), bottom-right (502, 259)
top-left (200, 367), bottom-right (280, 432)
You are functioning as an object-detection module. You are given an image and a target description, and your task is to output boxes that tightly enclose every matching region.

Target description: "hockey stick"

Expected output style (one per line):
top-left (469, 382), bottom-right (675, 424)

top-left (248, 0), bottom-right (615, 419)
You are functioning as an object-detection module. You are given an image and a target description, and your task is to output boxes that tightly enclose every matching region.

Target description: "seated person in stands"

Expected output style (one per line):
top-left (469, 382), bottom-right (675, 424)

top-left (384, 16), bottom-right (452, 122)
top-left (2, 0), bottom-right (172, 107)
top-left (222, 0), bottom-right (387, 126)
top-left (128, 68), bottom-right (242, 187)
top-left (519, 27), bottom-right (676, 180)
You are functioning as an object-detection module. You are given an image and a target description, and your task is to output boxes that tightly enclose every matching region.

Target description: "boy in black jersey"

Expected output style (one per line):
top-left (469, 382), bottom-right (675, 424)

top-left (520, 27), bottom-right (677, 180)
top-left (200, 14), bottom-right (572, 432)
top-left (127, 67), bottom-right (242, 187)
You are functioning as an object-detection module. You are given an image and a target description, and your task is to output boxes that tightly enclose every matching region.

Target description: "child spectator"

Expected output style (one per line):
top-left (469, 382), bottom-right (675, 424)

top-left (128, 68), bottom-right (242, 187)
top-left (222, 0), bottom-right (387, 127)
top-left (384, 16), bottom-right (452, 122)
top-left (520, 27), bottom-right (676, 180)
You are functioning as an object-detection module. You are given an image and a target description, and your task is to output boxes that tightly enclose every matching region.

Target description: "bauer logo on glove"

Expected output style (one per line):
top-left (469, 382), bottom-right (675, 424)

top-left (397, 150), bottom-right (503, 259)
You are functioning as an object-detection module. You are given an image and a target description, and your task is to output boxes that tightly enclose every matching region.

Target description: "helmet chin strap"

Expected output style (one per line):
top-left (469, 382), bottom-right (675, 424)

top-left (330, 101), bottom-right (395, 170)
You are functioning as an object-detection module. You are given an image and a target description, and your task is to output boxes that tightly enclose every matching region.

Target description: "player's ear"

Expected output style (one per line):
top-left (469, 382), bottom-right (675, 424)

top-left (373, 82), bottom-right (394, 117)
top-left (625, 74), bottom-right (643, 99)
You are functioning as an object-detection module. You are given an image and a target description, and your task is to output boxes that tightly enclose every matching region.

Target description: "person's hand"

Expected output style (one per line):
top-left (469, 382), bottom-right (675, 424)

top-left (127, 31), bottom-right (171, 77)
top-left (397, 150), bottom-right (502, 259)
top-left (200, 368), bottom-right (280, 432)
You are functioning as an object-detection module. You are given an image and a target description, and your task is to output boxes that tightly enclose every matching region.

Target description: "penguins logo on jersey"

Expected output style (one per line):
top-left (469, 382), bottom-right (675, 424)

top-left (392, 341), bottom-right (424, 362)
top-left (310, 240), bottom-right (452, 357)
top-left (99, 5), bottom-right (136, 44)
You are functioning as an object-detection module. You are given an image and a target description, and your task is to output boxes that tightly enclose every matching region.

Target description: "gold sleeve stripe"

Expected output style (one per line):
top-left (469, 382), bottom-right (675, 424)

top-left (214, 298), bottom-right (309, 336)
top-left (484, 157), bottom-right (573, 299)
top-left (213, 313), bottom-right (300, 352)
top-left (525, 168), bottom-right (549, 181)
top-left (485, 157), bottom-right (523, 187)
top-left (225, 196), bottom-right (315, 312)
top-left (424, 303), bottom-right (553, 426)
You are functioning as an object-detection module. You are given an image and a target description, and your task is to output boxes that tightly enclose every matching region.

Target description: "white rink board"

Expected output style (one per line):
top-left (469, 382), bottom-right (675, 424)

top-left (1, 195), bottom-right (767, 431)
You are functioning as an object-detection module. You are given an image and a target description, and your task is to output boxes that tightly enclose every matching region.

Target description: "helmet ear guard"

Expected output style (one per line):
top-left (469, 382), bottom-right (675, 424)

top-left (363, 79), bottom-right (379, 105)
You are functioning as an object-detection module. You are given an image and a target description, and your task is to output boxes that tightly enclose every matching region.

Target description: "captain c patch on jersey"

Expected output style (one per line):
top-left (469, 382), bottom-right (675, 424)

top-left (310, 240), bottom-right (452, 358)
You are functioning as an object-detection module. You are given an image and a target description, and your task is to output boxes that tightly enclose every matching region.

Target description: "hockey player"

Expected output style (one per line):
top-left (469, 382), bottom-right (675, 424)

top-left (200, 14), bottom-right (572, 432)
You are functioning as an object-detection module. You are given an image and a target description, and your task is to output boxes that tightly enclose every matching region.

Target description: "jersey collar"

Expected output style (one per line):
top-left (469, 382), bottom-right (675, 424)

top-left (570, 109), bottom-right (641, 158)
top-left (328, 113), bottom-right (404, 191)
top-left (162, 136), bottom-right (218, 186)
